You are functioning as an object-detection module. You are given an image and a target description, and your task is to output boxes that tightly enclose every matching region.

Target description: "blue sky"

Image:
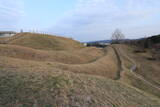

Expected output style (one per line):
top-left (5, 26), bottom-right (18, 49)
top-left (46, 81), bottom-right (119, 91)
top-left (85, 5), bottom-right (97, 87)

top-left (0, 0), bottom-right (160, 41)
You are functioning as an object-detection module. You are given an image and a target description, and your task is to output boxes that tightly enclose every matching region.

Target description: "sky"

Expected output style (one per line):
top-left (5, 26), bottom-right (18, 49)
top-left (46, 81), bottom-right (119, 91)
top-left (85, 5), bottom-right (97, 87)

top-left (0, 0), bottom-right (160, 41)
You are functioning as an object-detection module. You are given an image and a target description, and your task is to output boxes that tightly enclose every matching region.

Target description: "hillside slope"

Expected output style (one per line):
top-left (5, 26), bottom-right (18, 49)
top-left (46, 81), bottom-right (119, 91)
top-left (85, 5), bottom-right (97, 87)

top-left (0, 67), bottom-right (160, 107)
top-left (0, 33), bottom-right (160, 106)
top-left (0, 44), bottom-right (104, 64)
top-left (112, 44), bottom-right (160, 98)
top-left (7, 33), bottom-right (84, 50)
top-left (0, 46), bottom-right (118, 79)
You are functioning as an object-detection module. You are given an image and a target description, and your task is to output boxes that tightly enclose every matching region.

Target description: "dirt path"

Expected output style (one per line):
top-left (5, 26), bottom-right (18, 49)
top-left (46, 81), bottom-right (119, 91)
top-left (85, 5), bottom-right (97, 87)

top-left (78, 48), bottom-right (108, 64)
top-left (114, 45), bottom-right (160, 91)
top-left (110, 46), bottom-right (122, 80)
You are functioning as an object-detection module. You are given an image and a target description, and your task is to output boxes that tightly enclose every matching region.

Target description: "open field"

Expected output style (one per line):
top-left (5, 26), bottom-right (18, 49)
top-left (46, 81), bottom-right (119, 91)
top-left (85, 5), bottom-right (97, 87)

top-left (0, 33), bottom-right (160, 106)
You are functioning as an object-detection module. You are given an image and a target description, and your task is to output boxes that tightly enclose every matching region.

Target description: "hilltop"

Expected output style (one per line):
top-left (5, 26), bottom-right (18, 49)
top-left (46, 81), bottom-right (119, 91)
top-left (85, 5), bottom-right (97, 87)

top-left (5, 33), bottom-right (84, 50)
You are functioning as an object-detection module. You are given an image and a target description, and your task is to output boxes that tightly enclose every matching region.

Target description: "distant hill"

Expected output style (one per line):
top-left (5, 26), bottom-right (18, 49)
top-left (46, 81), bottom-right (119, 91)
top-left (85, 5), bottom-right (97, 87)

top-left (84, 40), bottom-right (111, 44)
top-left (127, 34), bottom-right (160, 48)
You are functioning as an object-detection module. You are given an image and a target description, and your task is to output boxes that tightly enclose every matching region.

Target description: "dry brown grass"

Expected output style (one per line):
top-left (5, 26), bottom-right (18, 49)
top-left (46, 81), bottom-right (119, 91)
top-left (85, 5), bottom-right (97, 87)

top-left (0, 37), bottom-right (10, 41)
top-left (113, 44), bottom-right (160, 98)
top-left (0, 34), bottom-right (118, 79)
top-left (0, 34), bottom-right (160, 106)
top-left (0, 67), bottom-right (160, 107)
top-left (0, 44), bottom-right (104, 64)
top-left (0, 46), bottom-right (118, 79)
top-left (7, 33), bottom-right (84, 50)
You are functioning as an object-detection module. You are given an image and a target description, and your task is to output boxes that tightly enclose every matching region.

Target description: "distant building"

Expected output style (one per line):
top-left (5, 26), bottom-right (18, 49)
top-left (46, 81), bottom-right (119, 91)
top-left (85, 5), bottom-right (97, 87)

top-left (83, 43), bottom-right (87, 46)
top-left (86, 42), bottom-right (110, 48)
top-left (99, 42), bottom-right (110, 46)
top-left (0, 31), bottom-right (17, 37)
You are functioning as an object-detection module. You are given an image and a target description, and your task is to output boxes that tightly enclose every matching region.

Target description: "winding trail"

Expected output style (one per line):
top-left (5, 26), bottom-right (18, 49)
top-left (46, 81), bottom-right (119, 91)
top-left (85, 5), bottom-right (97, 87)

top-left (110, 46), bottom-right (122, 80)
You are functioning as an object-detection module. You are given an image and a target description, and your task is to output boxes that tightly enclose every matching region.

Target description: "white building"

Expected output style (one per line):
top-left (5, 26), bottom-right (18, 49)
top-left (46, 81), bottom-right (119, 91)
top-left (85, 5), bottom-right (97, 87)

top-left (0, 31), bottom-right (17, 37)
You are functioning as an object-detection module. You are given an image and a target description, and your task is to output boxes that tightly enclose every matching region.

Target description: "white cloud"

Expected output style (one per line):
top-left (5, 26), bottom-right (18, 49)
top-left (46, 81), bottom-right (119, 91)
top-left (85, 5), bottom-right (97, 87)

top-left (49, 0), bottom-right (160, 41)
top-left (0, 0), bottom-right (24, 30)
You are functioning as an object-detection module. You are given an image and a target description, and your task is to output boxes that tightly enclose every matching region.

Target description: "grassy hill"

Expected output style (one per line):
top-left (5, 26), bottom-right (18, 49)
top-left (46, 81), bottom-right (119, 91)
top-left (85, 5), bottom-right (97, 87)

top-left (0, 33), bottom-right (160, 106)
top-left (0, 44), bottom-right (104, 64)
top-left (7, 33), bottom-right (84, 50)
top-left (0, 46), bottom-right (118, 79)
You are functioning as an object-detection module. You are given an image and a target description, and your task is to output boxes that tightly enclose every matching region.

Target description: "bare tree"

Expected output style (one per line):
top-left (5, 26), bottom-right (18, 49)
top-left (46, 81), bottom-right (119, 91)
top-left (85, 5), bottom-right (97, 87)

top-left (111, 29), bottom-right (125, 44)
